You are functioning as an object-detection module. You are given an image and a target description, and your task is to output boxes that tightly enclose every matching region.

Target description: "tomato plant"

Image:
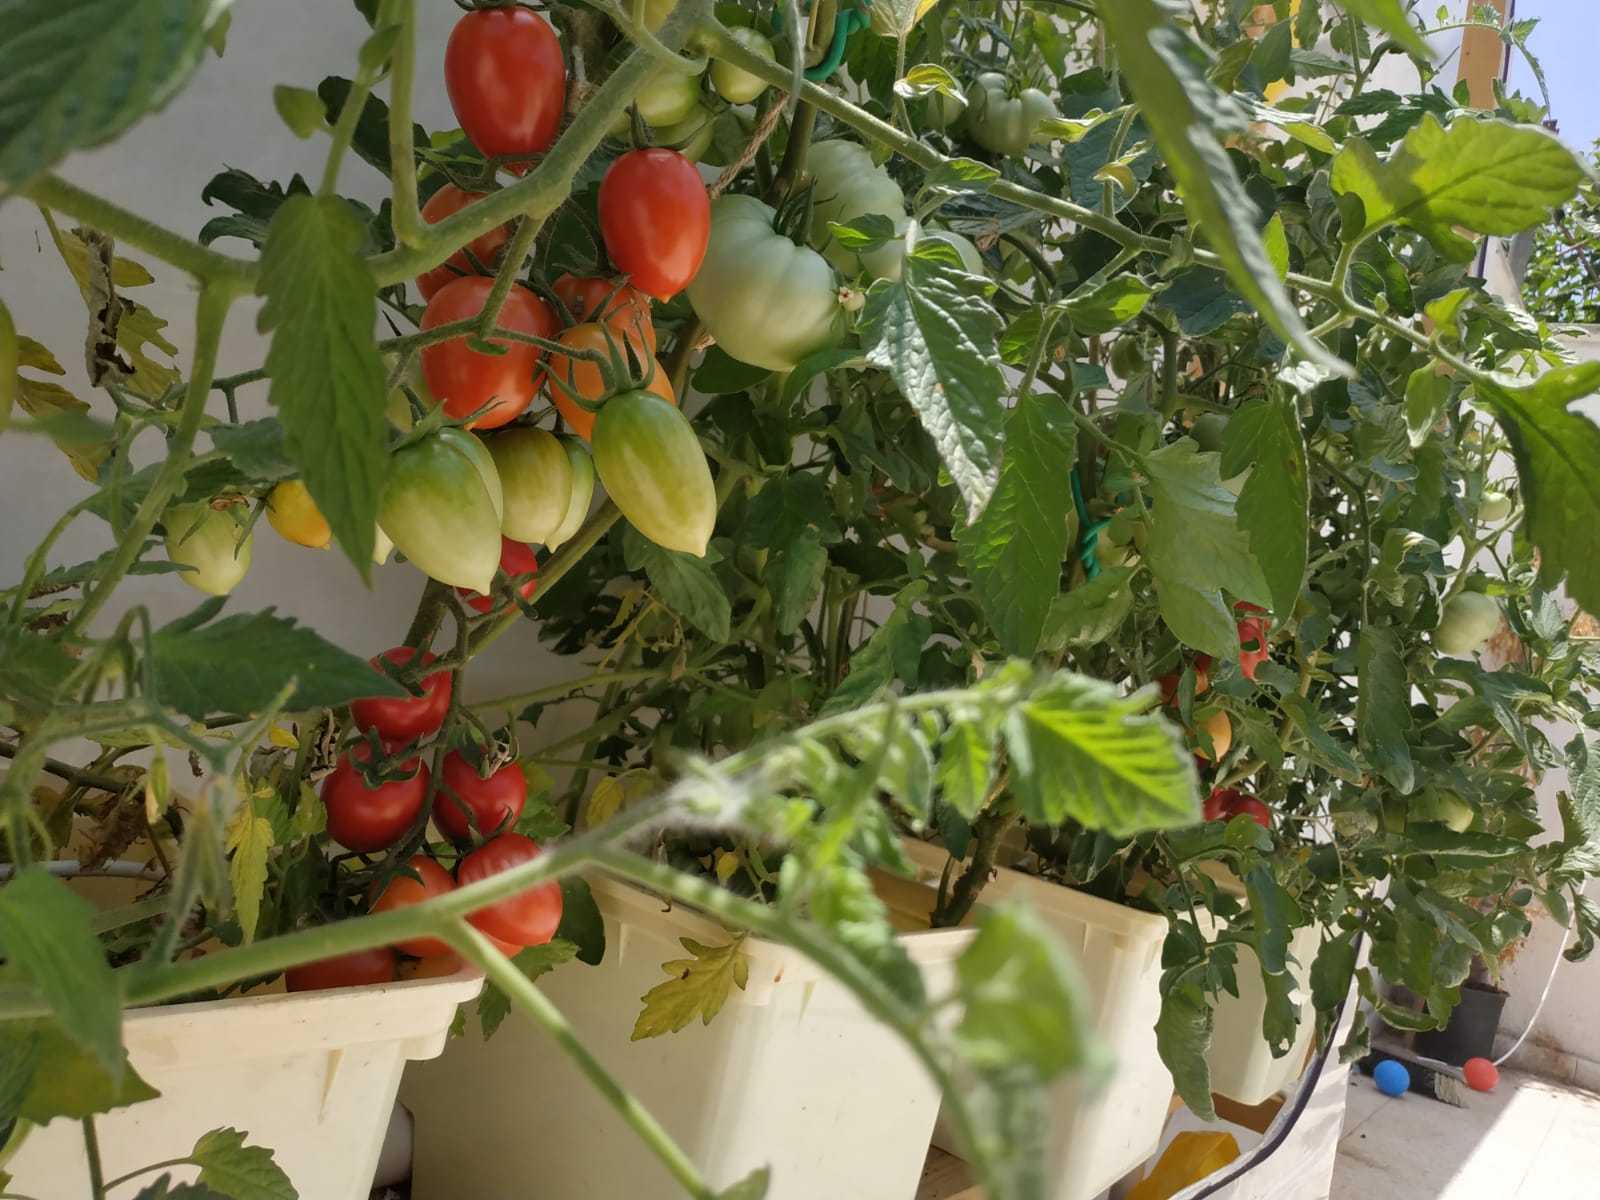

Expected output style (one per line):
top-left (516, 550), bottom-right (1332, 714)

top-left (598, 148), bottom-right (710, 300)
top-left (456, 833), bottom-right (563, 947)
top-left (435, 751), bottom-right (528, 842)
top-left (445, 5), bottom-right (566, 165)
top-left (352, 647), bottom-right (453, 745)
top-left (419, 276), bottom-right (556, 430)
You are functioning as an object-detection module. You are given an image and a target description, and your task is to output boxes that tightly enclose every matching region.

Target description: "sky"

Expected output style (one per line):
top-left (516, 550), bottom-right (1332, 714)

top-left (1505, 0), bottom-right (1598, 153)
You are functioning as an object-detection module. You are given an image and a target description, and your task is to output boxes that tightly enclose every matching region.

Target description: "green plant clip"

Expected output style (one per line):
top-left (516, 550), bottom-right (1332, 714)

top-left (1070, 467), bottom-right (1108, 579)
top-left (772, 0), bottom-right (874, 82)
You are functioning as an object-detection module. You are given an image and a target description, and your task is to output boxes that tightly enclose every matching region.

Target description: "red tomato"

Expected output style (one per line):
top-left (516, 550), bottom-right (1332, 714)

top-left (552, 274), bottom-right (658, 357)
top-left (1158, 664), bottom-right (1210, 707)
top-left (420, 276), bottom-right (556, 430)
top-left (1204, 787), bottom-right (1242, 822)
top-left (445, 6), bottom-right (566, 165)
top-left (371, 855), bottom-right (456, 957)
top-left (1237, 616), bottom-right (1270, 681)
top-left (598, 149), bottom-right (710, 300)
top-left (416, 185), bottom-right (514, 300)
top-left (547, 322), bottom-right (676, 440)
top-left (285, 946), bottom-right (398, 993)
top-left (456, 833), bottom-right (563, 947)
top-left (435, 751), bottom-right (529, 841)
top-left (322, 746), bottom-right (431, 854)
top-left (352, 647), bottom-right (452, 746)
top-left (1232, 797), bottom-right (1272, 829)
top-left (457, 537), bottom-right (539, 614)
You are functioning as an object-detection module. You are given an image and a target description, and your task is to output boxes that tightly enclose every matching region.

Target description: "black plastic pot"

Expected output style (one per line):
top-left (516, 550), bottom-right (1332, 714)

top-left (1414, 980), bottom-right (1509, 1065)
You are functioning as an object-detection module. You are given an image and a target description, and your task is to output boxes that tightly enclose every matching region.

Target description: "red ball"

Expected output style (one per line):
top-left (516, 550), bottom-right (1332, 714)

top-left (1463, 1057), bottom-right (1499, 1092)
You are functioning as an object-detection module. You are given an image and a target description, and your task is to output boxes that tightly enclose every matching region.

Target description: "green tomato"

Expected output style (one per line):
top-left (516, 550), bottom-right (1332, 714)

top-left (966, 72), bottom-right (1059, 158)
top-left (165, 502), bottom-right (253, 596)
top-left (488, 427), bottom-right (575, 545)
top-left (547, 437), bottom-right (597, 550)
top-left (921, 228), bottom-right (984, 275)
top-left (924, 89), bottom-right (967, 130)
top-left (710, 28), bottom-right (773, 104)
top-left (807, 139), bottom-right (909, 279)
top-left (373, 524), bottom-right (394, 565)
top-left (1435, 591), bottom-right (1500, 657)
top-left (656, 100), bottom-right (717, 163)
top-left (1411, 788), bottom-right (1475, 833)
top-left (687, 194), bottom-right (844, 371)
top-left (379, 428), bottom-right (504, 593)
top-left (634, 69), bottom-right (702, 129)
top-left (592, 389), bottom-right (716, 557)
top-left (1189, 412), bottom-right (1228, 451)
top-left (1478, 489), bottom-right (1513, 524)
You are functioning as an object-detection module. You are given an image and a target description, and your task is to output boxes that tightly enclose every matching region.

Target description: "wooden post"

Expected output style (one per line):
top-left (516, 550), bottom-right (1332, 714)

top-left (1456, 0), bottom-right (1510, 109)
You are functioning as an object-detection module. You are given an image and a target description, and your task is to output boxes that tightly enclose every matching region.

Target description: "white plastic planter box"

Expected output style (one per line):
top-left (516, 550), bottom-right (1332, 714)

top-left (7, 969), bottom-right (481, 1200)
top-left (401, 874), bottom-right (974, 1200)
top-left (900, 838), bottom-right (1172, 1200)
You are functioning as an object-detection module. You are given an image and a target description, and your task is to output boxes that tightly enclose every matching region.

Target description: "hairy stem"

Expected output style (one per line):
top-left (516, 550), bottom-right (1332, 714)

top-left (386, 0), bottom-right (423, 246)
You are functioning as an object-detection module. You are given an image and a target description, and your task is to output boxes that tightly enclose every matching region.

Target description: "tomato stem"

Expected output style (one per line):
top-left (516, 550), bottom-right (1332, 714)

top-left (386, 0), bottom-right (424, 247)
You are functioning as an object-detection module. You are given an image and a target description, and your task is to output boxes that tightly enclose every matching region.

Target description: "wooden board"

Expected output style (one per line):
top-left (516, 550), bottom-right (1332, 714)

top-left (916, 1147), bottom-right (985, 1200)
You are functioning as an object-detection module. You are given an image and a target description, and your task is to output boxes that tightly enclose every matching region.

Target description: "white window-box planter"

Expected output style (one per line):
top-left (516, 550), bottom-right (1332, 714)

top-left (6, 969), bottom-right (481, 1200)
top-left (401, 873), bottom-right (974, 1200)
top-left (899, 838), bottom-right (1171, 1200)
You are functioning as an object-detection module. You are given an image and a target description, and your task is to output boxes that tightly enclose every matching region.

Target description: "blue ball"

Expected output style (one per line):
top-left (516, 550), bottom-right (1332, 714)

top-left (1373, 1059), bottom-right (1410, 1097)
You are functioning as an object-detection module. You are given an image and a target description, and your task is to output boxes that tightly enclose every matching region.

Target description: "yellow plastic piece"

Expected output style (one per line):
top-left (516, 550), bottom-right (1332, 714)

top-left (1127, 1131), bottom-right (1240, 1200)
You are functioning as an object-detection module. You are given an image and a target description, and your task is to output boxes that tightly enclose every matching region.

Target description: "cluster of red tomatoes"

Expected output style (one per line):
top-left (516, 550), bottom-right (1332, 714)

top-left (416, 6), bottom-right (709, 434)
top-left (286, 645), bottom-right (561, 991)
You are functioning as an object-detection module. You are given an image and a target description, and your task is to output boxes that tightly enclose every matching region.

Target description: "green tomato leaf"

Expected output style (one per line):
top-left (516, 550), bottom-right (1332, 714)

top-left (716, 1167), bottom-right (772, 1200)
top-left (744, 473), bottom-right (842, 548)
top-left (894, 63), bottom-right (964, 101)
top-left (1331, 118), bottom-right (1587, 255)
top-left (147, 606), bottom-right (403, 720)
top-left (1004, 674), bottom-right (1199, 834)
top-left (768, 529), bottom-right (828, 636)
top-left (1330, 0), bottom-right (1432, 60)
top-left (1260, 963), bottom-right (1301, 1056)
top-left (827, 212), bottom-right (896, 252)
top-left (272, 84), bottom-right (325, 138)
top-left (478, 939), bottom-right (581, 1040)
top-left (257, 193), bottom-right (388, 575)
top-left (1356, 624), bottom-right (1415, 794)
top-left (808, 864), bottom-right (926, 1004)
top-left (556, 878), bottom-right (606, 967)
top-left (863, 244), bottom-right (1006, 519)
top-left (1244, 865), bottom-right (1304, 977)
top-left (1404, 364), bottom-right (1451, 448)
top-left (1097, 0), bottom-right (1346, 375)
top-left (1472, 364), bottom-right (1600, 615)
top-left (955, 904), bottom-right (1086, 1082)
top-left (1144, 439), bottom-right (1271, 653)
top-left (1311, 932), bottom-right (1358, 1012)
top-left (1040, 566), bottom-right (1137, 651)
top-left (820, 583), bottom-right (931, 716)
top-left (209, 418), bottom-right (298, 483)
top-left (938, 717), bottom-right (997, 820)
top-left (1156, 977), bottom-right (1215, 1120)
top-left (1, 1021), bottom-right (158, 1124)
top-left (957, 394), bottom-right (1076, 657)
top-left (692, 345), bottom-right (772, 395)
top-left (128, 1177), bottom-right (231, 1199)
top-left (1222, 397), bottom-right (1308, 619)
top-left (0, 871), bottom-right (122, 1077)
top-left (631, 935), bottom-right (749, 1040)
top-left (1158, 268), bottom-right (1252, 337)
top-left (622, 526), bottom-right (732, 642)
top-left (0, 0), bottom-right (234, 187)
top-left (191, 1127), bottom-right (295, 1200)
top-left (1262, 211), bottom-right (1290, 280)
top-left (1062, 275), bottom-right (1156, 336)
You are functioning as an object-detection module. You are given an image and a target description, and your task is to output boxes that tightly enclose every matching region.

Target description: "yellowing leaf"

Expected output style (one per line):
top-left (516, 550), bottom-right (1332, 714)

top-left (631, 936), bottom-right (749, 1040)
top-left (225, 807), bottom-right (274, 944)
top-left (14, 377), bottom-right (113, 481)
top-left (266, 725), bottom-right (299, 749)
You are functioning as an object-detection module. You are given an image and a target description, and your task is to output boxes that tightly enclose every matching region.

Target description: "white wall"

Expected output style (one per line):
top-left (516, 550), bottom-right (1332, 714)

top-left (0, 3), bottom-right (595, 745)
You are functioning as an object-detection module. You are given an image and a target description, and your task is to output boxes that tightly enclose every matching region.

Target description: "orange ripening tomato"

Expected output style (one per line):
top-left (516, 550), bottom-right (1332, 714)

top-left (370, 855), bottom-right (456, 958)
top-left (415, 185), bottom-right (514, 300)
top-left (547, 322), bottom-right (675, 441)
top-left (420, 277), bottom-right (557, 430)
top-left (552, 274), bottom-right (658, 358)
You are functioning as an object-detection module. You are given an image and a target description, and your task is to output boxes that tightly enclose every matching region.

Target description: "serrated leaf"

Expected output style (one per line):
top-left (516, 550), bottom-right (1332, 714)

top-left (272, 84), bottom-right (324, 138)
top-left (1357, 625), bottom-right (1414, 794)
top-left (768, 530), bottom-right (828, 635)
top-left (820, 583), bottom-right (931, 716)
top-left (257, 193), bottom-right (387, 573)
top-left (2, 1021), bottom-right (158, 1123)
top-left (0, 871), bottom-right (122, 1076)
top-left (692, 345), bottom-right (772, 395)
top-left (131, 1178), bottom-right (231, 1200)
top-left (622, 526), bottom-right (732, 642)
top-left (209, 418), bottom-right (298, 482)
top-left (920, 157), bottom-right (1000, 195)
top-left (1003, 675), bottom-right (1199, 834)
top-left (1158, 268), bottom-right (1251, 337)
top-left (556, 879), bottom-right (605, 966)
top-left (744, 473), bottom-right (842, 548)
top-left (717, 1167), bottom-right (772, 1200)
top-left (317, 75), bottom-right (424, 177)
top-left (1098, 0), bottom-right (1344, 375)
top-left (827, 212), bottom-right (896, 252)
top-left (956, 905), bottom-right (1085, 1082)
top-left (938, 718), bottom-right (996, 820)
top-left (1404, 364), bottom-right (1450, 447)
top-left (864, 244), bottom-right (1006, 518)
top-left (631, 936), bottom-right (749, 1040)
top-left (957, 394), bottom-right (1076, 656)
top-left (1331, 118), bottom-right (1586, 256)
top-left (0, 0), bottom-right (234, 187)
top-left (1222, 398), bottom-right (1307, 618)
top-left (1244, 865), bottom-right (1304, 977)
top-left (1472, 364), bottom-right (1600, 614)
top-left (191, 1127), bottom-right (295, 1200)
top-left (1157, 978), bottom-right (1215, 1120)
top-left (1063, 275), bottom-right (1155, 336)
top-left (478, 939), bottom-right (580, 1039)
top-left (1144, 440), bottom-right (1271, 654)
top-left (224, 811), bottom-right (273, 944)
top-left (13, 376), bottom-right (114, 480)
top-left (808, 865), bottom-right (925, 1003)
top-left (1262, 212), bottom-right (1289, 280)
top-left (1311, 932), bottom-right (1357, 1011)
top-left (894, 63), bottom-right (962, 100)
top-left (1040, 566), bottom-right (1136, 650)
top-left (1331, 0), bottom-right (1431, 59)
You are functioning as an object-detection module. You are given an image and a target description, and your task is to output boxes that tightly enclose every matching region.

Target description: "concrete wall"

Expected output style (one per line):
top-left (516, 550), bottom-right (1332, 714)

top-left (0, 3), bottom-right (595, 751)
